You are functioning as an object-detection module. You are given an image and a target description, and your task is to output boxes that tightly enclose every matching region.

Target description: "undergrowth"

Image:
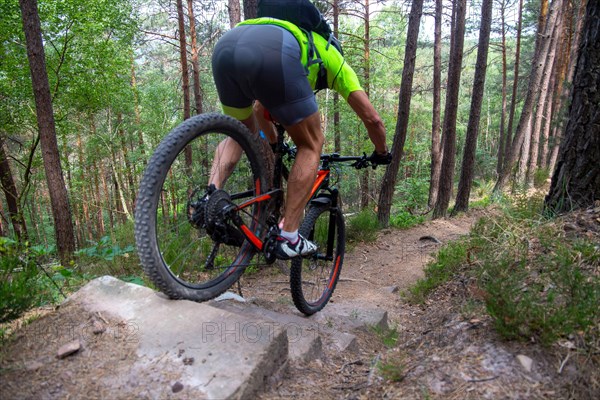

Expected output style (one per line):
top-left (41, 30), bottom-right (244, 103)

top-left (407, 194), bottom-right (600, 346)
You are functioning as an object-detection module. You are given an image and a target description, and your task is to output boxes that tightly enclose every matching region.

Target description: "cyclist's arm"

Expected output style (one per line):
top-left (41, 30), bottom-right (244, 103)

top-left (347, 90), bottom-right (388, 154)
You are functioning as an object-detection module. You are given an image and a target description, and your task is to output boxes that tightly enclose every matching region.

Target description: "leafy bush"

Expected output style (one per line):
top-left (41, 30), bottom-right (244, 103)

top-left (408, 194), bottom-right (600, 345)
top-left (346, 209), bottom-right (380, 243)
top-left (472, 209), bottom-right (600, 345)
top-left (0, 238), bottom-right (41, 323)
top-left (389, 210), bottom-right (425, 229)
top-left (406, 239), bottom-right (469, 303)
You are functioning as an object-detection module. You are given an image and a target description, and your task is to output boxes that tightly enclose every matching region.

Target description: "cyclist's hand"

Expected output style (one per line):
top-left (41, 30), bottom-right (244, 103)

top-left (370, 150), bottom-right (392, 166)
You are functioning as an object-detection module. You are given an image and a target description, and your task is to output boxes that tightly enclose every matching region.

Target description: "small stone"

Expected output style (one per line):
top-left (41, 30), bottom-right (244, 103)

top-left (516, 354), bottom-right (533, 372)
top-left (92, 320), bottom-right (106, 334)
top-left (25, 361), bottom-right (44, 371)
top-left (382, 286), bottom-right (399, 294)
top-left (172, 382), bottom-right (184, 393)
top-left (57, 340), bottom-right (81, 359)
top-left (183, 357), bottom-right (195, 366)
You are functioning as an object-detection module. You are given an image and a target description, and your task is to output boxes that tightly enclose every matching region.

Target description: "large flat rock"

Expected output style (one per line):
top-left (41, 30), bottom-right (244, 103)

top-left (66, 276), bottom-right (288, 399)
top-left (210, 298), bottom-right (323, 362)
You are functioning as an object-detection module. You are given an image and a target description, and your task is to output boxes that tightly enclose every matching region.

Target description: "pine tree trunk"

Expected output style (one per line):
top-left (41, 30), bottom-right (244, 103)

top-left (427, 0), bottom-right (442, 210)
top-left (333, 0), bottom-right (341, 153)
top-left (453, 0), bottom-right (493, 213)
top-left (187, 0), bottom-right (203, 115)
top-left (504, 0), bottom-right (523, 171)
top-left (243, 0), bottom-right (257, 20)
top-left (0, 139), bottom-right (28, 241)
top-left (377, 0), bottom-right (424, 226)
top-left (360, 0), bottom-right (371, 210)
top-left (497, 0), bottom-right (509, 174)
top-left (526, 17), bottom-right (561, 188)
top-left (19, 0), bottom-right (75, 261)
top-left (228, 0), bottom-right (241, 27)
top-left (432, 0), bottom-right (467, 219)
top-left (546, 0), bottom-right (600, 212)
top-left (494, 0), bottom-right (562, 194)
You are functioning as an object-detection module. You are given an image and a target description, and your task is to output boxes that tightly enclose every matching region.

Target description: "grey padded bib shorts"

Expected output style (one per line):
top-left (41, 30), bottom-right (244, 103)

top-left (211, 24), bottom-right (318, 126)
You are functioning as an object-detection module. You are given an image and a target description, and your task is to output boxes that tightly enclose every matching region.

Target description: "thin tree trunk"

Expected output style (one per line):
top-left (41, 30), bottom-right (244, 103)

top-left (187, 0), bottom-right (202, 115)
top-left (427, 0), bottom-right (442, 210)
top-left (504, 0), bottom-right (523, 169)
top-left (360, 0), bottom-right (371, 210)
top-left (453, 0), bottom-right (493, 213)
top-left (19, 0), bottom-right (75, 261)
top-left (377, 0), bottom-right (424, 226)
top-left (497, 0), bottom-right (509, 174)
top-left (433, 0), bottom-right (467, 219)
top-left (333, 0), bottom-right (341, 153)
top-left (228, 0), bottom-right (241, 27)
top-left (494, 0), bottom-right (562, 194)
top-left (525, 16), bottom-right (561, 188)
top-left (0, 139), bottom-right (28, 241)
top-left (131, 57), bottom-right (146, 162)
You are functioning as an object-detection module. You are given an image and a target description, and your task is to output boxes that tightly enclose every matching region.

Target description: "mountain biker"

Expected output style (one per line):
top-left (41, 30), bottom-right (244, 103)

top-left (209, 15), bottom-right (391, 260)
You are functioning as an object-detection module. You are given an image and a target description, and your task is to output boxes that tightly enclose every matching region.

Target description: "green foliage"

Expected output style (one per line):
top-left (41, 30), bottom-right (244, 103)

top-left (371, 324), bottom-right (399, 348)
top-left (378, 353), bottom-right (406, 382)
top-left (389, 210), bottom-right (425, 229)
top-left (408, 194), bottom-right (600, 346)
top-left (346, 210), bottom-right (379, 243)
top-left (406, 239), bottom-right (469, 304)
top-left (0, 238), bottom-right (41, 323)
top-left (76, 235), bottom-right (134, 261)
top-left (471, 203), bottom-right (600, 345)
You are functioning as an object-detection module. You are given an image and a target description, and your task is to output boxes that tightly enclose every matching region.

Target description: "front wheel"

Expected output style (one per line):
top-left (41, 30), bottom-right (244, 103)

top-left (134, 113), bottom-right (269, 302)
top-left (290, 204), bottom-right (345, 315)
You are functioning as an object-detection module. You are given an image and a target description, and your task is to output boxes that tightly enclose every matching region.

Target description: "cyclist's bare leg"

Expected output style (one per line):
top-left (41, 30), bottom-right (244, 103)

top-left (254, 101), bottom-right (277, 144)
top-left (209, 115), bottom-right (258, 188)
top-left (282, 111), bottom-right (324, 232)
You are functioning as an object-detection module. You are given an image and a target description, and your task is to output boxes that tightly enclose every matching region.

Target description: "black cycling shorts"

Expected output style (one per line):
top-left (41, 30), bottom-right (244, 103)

top-left (211, 24), bottom-right (317, 126)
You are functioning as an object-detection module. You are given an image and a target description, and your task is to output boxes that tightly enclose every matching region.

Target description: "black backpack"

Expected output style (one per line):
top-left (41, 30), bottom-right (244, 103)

top-left (257, 0), bottom-right (343, 90)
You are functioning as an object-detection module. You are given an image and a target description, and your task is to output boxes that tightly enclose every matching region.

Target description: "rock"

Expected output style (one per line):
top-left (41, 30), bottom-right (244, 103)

top-left (214, 291), bottom-right (246, 303)
top-left (171, 382), bottom-right (184, 393)
top-left (516, 354), bottom-right (533, 372)
top-left (57, 340), bottom-right (81, 359)
top-left (382, 286), bottom-right (399, 294)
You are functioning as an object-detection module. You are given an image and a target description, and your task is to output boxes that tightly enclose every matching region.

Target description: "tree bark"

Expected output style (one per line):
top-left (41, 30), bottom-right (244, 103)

top-left (360, 0), bottom-right (371, 209)
top-left (19, 0), bottom-right (75, 261)
top-left (228, 0), bottom-right (241, 27)
top-left (503, 0), bottom-right (523, 173)
top-left (525, 15), bottom-right (561, 188)
top-left (377, 0), bottom-right (424, 226)
top-left (453, 0), bottom-right (493, 213)
top-left (545, 0), bottom-right (600, 212)
top-left (243, 0), bottom-right (258, 20)
top-left (187, 0), bottom-right (203, 115)
top-left (494, 0), bottom-right (561, 194)
top-left (427, 0), bottom-right (442, 210)
top-left (0, 139), bottom-right (28, 241)
top-left (333, 0), bottom-right (341, 153)
top-left (432, 0), bottom-right (467, 219)
top-left (496, 0), bottom-right (509, 174)
top-left (176, 0), bottom-right (191, 121)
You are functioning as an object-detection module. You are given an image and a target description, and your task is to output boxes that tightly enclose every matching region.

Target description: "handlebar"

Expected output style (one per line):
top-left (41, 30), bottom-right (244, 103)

top-left (281, 144), bottom-right (389, 170)
top-left (321, 152), bottom-right (382, 170)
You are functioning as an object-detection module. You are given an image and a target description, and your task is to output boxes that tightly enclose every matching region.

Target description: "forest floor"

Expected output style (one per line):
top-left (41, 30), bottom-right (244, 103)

top-left (1, 206), bottom-right (598, 399)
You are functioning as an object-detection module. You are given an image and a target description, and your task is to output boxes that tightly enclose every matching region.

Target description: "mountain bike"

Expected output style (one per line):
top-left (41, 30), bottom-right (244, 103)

top-left (134, 113), bottom-right (380, 315)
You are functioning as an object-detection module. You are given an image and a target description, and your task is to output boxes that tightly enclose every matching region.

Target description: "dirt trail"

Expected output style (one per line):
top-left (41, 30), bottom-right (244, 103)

top-left (4, 209), bottom-right (584, 399)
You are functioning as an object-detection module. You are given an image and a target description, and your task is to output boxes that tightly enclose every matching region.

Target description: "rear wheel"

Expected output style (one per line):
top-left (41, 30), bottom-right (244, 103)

top-left (290, 204), bottom-right (345, 315)
top-left (135, 113), bottom-right (270, 301)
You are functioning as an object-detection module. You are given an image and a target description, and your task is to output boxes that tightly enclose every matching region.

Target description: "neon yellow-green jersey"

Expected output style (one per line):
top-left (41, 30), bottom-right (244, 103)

top-left (236, 17), bottom-right (363, 100)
